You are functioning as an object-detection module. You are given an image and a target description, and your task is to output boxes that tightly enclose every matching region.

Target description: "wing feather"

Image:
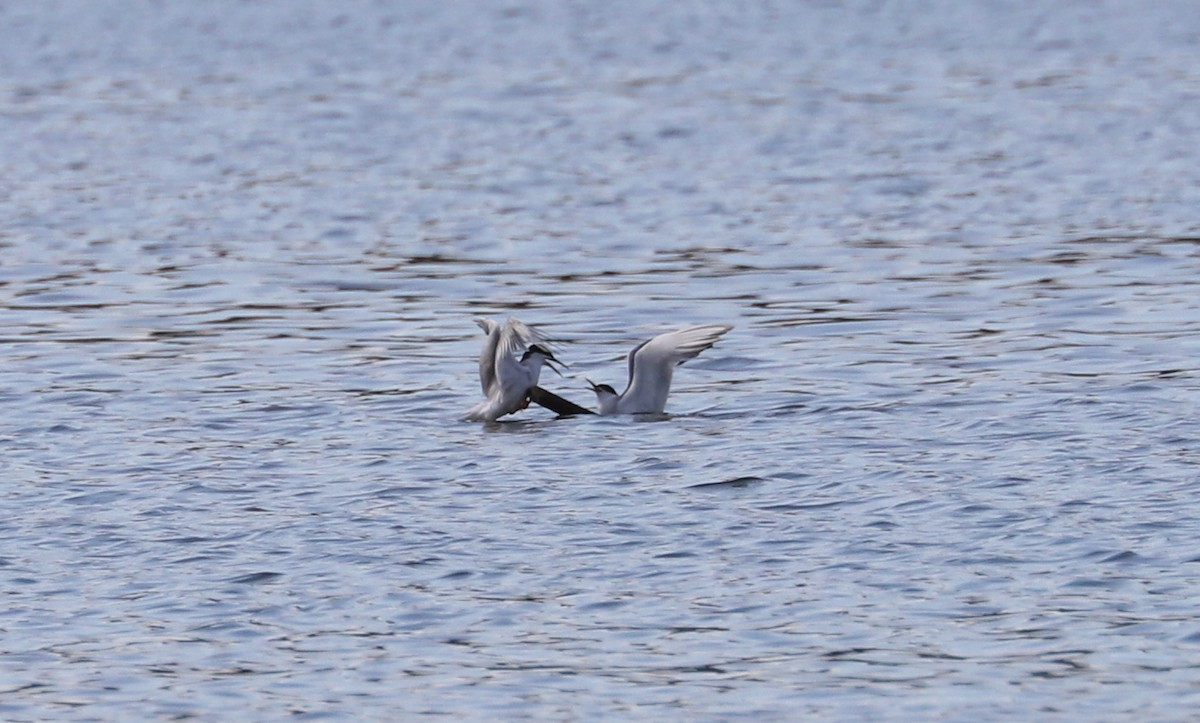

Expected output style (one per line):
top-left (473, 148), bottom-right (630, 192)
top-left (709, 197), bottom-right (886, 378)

top-left (475, 318), bottom-right (501, 395)
top-left (622, 338), bottom-right (652, 396)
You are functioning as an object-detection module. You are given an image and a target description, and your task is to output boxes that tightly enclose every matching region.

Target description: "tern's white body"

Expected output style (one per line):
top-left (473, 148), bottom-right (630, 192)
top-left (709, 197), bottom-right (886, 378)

top-left (591, 325), bottom-right (732, 415)
top-left (464, 317), bottom-right (554, 422)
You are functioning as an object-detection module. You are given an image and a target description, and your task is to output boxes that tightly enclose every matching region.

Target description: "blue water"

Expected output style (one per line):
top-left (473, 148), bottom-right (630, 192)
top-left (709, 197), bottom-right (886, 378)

top-left (3, 1), bottom-right (1200, 719)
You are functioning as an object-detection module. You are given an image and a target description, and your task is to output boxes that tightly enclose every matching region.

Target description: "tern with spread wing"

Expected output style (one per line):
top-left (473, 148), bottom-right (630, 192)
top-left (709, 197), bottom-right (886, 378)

top-left (587, 325), bottom-right (732, 415)
top-left (465, 317), bottom-right (563, 422)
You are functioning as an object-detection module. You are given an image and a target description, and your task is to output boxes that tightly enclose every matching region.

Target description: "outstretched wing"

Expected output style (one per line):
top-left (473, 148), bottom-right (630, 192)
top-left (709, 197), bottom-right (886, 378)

top-left (475, 318), bottom-right (502, 395)
top-left (492, 317), bottom-right (549, 389)
top-left (476, 316), bottom-right (549, 396)
top-left (621, 325), bottom-right (732, 413)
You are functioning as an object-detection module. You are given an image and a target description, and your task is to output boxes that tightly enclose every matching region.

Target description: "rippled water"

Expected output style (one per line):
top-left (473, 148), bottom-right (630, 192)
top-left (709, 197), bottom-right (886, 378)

top-left (4, 1), bottom-right (1200, 719)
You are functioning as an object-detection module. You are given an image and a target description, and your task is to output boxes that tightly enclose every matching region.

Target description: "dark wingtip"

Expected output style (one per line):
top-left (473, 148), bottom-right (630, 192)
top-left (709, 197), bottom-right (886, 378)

top-left (529, 386), bottom-right (596, 416)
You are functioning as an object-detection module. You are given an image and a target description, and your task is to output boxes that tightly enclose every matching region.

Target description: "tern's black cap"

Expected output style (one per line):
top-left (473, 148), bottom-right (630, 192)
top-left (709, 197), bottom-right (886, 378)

top-left (587, 379), bottom-right (617, 395)
top-left (521, 344), bottom-right (557, 361)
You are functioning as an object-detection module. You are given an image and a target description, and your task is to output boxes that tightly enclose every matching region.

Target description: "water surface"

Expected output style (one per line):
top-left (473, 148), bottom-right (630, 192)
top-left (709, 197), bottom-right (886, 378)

top-left (3, 1), bottom-right (1200, 719)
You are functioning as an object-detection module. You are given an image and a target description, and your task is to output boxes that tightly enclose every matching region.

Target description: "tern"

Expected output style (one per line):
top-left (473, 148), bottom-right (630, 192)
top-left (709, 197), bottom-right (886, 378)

top-left (464, 317), bottom-right (563, 422)
top-left (587, 325), bottom-right (732, 415)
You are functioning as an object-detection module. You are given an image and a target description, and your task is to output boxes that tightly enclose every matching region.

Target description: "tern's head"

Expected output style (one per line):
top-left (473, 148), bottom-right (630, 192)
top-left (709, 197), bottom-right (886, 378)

top-left (587, 378), bottom-right (619, 404)
top-left (521, 344), bottom-right (564, 376)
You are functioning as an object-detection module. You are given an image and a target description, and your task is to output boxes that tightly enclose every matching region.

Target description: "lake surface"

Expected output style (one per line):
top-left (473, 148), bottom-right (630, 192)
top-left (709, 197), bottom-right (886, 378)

top-left (3, 1), bottom-right (1200, 719)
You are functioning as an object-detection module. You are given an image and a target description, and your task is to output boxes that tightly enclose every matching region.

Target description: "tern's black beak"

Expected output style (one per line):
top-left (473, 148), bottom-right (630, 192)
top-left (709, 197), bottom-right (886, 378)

top-left (545, 356), bottom-right (565, 377)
